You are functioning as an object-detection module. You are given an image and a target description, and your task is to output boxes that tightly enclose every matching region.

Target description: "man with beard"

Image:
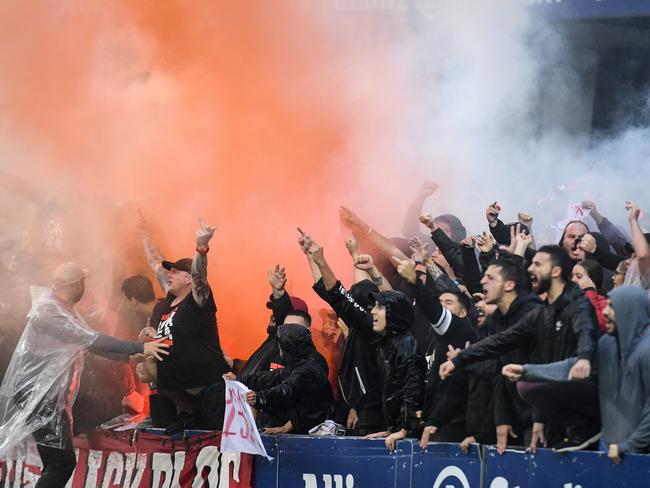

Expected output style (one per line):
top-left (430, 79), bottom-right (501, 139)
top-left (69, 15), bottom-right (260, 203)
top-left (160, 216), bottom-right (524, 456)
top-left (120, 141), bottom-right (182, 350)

top-left (439, 245), bottom-right (600, 453)
top-left (478, 259), bottom-right (542, 453)
top-left (504, 286), bottom-right (650, 462)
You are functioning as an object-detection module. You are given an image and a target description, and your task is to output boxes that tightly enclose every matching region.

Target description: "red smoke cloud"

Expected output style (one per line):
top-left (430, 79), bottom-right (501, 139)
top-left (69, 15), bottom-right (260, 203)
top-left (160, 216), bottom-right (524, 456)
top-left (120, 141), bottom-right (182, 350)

top-left (0, 2), bottom-right (410, 358)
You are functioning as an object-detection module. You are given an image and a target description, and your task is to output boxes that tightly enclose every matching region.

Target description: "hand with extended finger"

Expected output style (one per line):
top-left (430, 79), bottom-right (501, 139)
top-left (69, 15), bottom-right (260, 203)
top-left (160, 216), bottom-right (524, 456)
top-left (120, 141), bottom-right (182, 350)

top-left (529, 422), bottom-right (547, 453)
top-left (420, 426), bottom-right (438, 449)
top-left (268, 264), bottom-right (287, 293)
top-left (409, 236), bottom-right (430, 263)
top-left (496, 425), bottom-right (518, 455)
top-left (392, 256), bottom-right (417, 284)
top-left (345, 237), bottom-right (360, 258)
top-left (626, 201), bottom-right (641, 221)
top-left (308, 240), bottom-right (326, 266)
top-left (297, 227), bottom-right (314, 255)
top-left (475, 232), bottom-right (494, 253)
top-left (196, 218), bottom-right (216, 249)
top-left (514, 229), bottom-right (533, 257)
top-left (486, 202), bottom-right (501, 228)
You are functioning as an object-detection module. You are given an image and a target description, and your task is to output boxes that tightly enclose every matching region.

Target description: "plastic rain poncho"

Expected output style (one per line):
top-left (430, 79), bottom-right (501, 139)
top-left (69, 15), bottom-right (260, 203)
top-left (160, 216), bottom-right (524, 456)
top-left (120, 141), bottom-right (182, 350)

top-left (0, 286), bottom-right (98, 457)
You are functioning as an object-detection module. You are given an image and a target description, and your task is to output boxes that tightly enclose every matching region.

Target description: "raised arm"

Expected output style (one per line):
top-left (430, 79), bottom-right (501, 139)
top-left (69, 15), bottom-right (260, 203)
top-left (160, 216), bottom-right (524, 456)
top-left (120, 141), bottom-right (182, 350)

top-left (298, 228), bottom-right (323, 283)
top-left (420, 213), bottom-right (464, 278)
top-left (137, 211), bottom-right (169, 293)
top-left (340, 206), bottom-right (409, 262)
top-left (627, 201), bottom-right (650, 284)
top-left (345, 237), bottom-right (372, 284)
top-left (354, 254), bottom-right (392, 291)
top-left (401, 181), bottom-right (439, 241)
top-left (582, 200), bottom-right (629, 256)
top-left (191, 218), bottom-right (216, 307)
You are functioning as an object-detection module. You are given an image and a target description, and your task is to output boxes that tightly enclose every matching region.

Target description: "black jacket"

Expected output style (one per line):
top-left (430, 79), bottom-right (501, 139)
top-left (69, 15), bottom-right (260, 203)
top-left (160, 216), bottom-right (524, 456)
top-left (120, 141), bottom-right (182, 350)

top-left (313, 279), bottom-right (382, 412)
top-left (409, 278), bottom-right (478, 428)
top-left (454, 281), bottom-right (599, 369)
top-left (250, 324), bottom-right (333, 434)
top-left (325, 283), bottom-right (426, 432)
top-left (430, 228), bottom-right (464, 280)
top-left (427, 333), bottom-right (499, 443)
top-left (489, 292), bottom-right (542, 429)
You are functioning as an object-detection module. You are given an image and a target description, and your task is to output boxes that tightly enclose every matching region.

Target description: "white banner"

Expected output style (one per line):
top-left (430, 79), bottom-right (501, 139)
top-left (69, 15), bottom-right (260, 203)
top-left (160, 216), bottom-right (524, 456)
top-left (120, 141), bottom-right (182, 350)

top-left (221, 379), bottom-right (272, 461)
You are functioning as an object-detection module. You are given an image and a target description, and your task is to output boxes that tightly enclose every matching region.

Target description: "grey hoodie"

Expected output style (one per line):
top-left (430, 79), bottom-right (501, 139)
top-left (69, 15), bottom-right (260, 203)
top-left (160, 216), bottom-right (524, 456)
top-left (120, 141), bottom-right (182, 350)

top-left (598, 286), bottom-right (650, 453)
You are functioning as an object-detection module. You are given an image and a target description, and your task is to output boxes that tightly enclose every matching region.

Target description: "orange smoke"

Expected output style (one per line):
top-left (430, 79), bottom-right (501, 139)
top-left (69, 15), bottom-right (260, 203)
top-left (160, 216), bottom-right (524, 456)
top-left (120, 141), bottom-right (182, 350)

top-left (0, 2), bottom-right (412, 358)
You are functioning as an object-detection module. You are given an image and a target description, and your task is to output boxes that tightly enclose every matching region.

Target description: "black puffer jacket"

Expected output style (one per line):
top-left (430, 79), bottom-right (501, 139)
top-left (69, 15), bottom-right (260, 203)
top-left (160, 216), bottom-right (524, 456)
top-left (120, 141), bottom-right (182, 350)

top-left (325, 283), bottom-right (426, 432)
top-left (252, 324), bottom-right (333, 434)
top-left (453, 281), bottom-right (599, 369)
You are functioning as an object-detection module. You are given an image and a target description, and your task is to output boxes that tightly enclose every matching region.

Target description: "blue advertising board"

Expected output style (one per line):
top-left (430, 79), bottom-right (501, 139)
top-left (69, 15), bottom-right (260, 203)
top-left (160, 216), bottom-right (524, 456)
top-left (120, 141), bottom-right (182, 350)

top-left (252, 437), bottom-right (650, 488)
top-left (484, 447), bottom-right (530, 488)
top-left (412, 443), bottom-right (482, 488)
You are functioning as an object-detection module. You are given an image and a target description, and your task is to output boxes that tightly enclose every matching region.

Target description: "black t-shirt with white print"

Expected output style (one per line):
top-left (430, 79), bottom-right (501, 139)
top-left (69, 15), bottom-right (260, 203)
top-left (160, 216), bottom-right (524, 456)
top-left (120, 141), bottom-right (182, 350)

top-left (154, 289), bottom-right (229, 390)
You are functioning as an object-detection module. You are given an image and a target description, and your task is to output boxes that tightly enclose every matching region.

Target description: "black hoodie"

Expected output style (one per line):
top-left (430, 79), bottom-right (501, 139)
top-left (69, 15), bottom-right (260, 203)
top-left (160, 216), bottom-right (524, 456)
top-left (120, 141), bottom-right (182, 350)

top-left (324, 283), bottom-right (426, 432)
top-left (249, 324), bottom-right (333, 434)
top-left (313, 279), bottom-right (382, 415)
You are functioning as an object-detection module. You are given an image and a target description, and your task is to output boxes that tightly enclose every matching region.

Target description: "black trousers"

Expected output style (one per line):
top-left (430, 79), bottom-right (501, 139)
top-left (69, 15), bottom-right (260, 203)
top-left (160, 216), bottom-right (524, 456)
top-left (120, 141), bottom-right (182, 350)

top-left (33, 414), bottom-right (77, 488)
top-left (35, 444), bottom-right (76, 488)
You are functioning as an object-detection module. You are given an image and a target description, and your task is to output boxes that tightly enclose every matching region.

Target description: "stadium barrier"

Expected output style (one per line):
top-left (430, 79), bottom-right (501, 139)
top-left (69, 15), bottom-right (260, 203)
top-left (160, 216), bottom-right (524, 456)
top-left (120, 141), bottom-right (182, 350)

top-left (2, 431), bottom-right (650, 487)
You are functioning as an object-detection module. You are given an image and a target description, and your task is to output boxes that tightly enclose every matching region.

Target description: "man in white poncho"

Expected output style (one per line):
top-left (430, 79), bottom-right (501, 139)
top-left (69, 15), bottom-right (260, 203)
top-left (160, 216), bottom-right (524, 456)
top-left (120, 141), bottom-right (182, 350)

top-left (0, 262), bottom-right (168, 487)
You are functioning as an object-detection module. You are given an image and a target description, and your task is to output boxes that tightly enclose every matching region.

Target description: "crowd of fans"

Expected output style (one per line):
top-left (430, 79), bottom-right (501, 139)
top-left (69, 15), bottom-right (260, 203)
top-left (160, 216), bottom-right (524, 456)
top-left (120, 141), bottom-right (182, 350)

top-left (2, 182), bottom-right (650, 472)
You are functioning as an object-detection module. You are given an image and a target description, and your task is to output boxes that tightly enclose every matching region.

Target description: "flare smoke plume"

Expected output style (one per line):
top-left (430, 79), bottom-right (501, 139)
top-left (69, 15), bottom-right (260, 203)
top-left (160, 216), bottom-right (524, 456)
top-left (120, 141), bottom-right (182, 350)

top-left (0, 1), bottom-right (648, 357)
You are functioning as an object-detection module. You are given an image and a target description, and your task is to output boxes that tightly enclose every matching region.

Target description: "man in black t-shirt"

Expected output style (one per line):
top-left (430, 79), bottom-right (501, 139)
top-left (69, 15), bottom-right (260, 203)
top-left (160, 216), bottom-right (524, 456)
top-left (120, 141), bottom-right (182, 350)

top-left (139, 219), bottom-right (230, 430)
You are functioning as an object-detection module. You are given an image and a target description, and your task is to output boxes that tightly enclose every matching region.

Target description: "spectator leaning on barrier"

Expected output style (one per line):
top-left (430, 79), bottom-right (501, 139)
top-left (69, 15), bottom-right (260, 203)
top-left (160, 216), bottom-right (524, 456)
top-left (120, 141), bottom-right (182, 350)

top-left (440, 245), bottom-right (600, 453)
top-left (297, 229), bottom-right (426, 451)
top-left (599, 286), bottom-right (650, 462)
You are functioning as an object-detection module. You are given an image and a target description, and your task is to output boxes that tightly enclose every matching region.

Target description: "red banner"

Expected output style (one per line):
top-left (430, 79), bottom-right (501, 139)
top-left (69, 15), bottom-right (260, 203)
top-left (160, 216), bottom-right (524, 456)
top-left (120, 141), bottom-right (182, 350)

top-left (1, 430), bottom-right (253, 487)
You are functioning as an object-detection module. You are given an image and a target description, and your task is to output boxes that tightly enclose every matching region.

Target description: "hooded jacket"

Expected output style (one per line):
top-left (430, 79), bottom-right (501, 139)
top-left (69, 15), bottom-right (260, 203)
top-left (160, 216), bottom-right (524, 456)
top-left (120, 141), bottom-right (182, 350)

top-left (598, 286), bottom-right (650, 453)
top-left (251, 324), bottom-right (333, 434)
top-left (324, 283), bottom-right (426, 432)
top-left (313, 279), bottom-right (382, 415)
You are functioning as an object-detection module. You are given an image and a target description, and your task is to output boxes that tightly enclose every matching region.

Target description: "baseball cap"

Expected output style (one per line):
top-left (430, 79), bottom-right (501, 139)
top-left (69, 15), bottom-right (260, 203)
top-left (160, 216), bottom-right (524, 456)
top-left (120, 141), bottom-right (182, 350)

top-left (52, 262), bottom-right (88, 288)
top-left (162, 258), bottom-right (192, 274)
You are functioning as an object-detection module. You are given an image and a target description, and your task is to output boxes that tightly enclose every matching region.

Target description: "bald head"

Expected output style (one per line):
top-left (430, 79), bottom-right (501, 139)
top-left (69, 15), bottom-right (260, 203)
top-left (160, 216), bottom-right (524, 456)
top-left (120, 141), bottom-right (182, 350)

top-left (52, 262), bottom-right (87, 304)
